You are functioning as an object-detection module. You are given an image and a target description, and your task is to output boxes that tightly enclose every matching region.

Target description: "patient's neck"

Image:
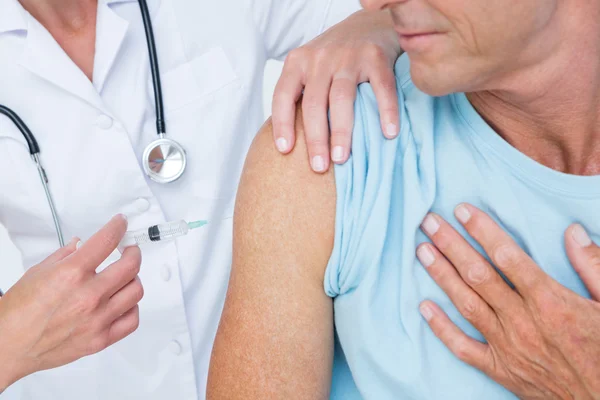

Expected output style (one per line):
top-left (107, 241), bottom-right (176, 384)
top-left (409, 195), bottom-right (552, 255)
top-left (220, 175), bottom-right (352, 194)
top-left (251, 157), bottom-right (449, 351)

top-left (467, 6), bottom-right (600, 176)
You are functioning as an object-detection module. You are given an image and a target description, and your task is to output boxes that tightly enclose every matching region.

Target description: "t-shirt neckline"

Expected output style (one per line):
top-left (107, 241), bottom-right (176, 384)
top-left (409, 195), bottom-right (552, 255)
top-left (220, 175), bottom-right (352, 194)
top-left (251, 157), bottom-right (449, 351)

top-left (452, 91), bottom-right (600, 198)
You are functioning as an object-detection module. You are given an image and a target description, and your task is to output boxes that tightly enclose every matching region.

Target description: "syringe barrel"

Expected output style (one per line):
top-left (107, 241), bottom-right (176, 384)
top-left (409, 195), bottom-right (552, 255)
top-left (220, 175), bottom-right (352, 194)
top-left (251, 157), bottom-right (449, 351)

top-left (152, 220), bottom-right (189, 241)
top-left (118, 220), bottom-right (189, 251)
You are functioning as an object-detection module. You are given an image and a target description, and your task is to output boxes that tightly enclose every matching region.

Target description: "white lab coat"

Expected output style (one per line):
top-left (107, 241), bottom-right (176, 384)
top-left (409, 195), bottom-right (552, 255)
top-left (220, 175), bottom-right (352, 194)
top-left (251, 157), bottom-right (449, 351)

top-left (0, 0), bottom-right (360, 398)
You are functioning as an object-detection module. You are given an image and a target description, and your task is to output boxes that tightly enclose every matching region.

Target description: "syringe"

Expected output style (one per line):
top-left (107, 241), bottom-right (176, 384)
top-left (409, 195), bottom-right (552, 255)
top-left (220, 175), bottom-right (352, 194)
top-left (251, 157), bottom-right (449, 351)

top-left (118, 219), bottom-right (207, 251)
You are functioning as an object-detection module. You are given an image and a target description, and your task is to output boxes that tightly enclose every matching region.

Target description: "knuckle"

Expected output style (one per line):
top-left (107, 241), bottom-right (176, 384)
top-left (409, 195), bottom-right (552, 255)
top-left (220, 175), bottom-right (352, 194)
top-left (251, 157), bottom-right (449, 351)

top-left (426, 262), bottom-right (448, 281)
top-left (329, 85), bottom-right (353, 103)
top-left (130, 311), bottom-right (141, 332)
top-left (78, 293), bottom-right (102, 315)
top-left (491, 243), bottom-right (520, 268)
top-left (132, 280), bottom-right (145, 303)
top-left (285, 48), bottom-right (308, 65)
top-left (459, 298), bottom-right (482, 321)
top-left (363, 43), bottom-right (385, 60)
top-left (121, 251), bottom-right (142, 276)
top-left (58, 264), bottom-right (85, 287)
top-left (302, 96), bottom-right (325, 113)
top-left (465, 213), bottom-right (486, 237)
top-left (453, 340), bottom-right (473, 363)
top-left (432, 230), bottom-right (455, 253)
top-left (312, 48), bottom-right (329, 64)
top-left (375, 78), bottom-right (398, 95)
top-left (330, 128), bottom-right (351, 139)
top-left (466, 262), bottom-right (491, 287)
top-left (307, 137), bottom-right (330, 148)
top-left (87, 333), bottom-right (110, 354)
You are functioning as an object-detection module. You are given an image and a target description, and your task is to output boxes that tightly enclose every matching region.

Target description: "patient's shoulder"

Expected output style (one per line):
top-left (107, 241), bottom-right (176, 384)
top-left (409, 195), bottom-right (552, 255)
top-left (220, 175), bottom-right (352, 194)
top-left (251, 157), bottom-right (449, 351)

top-left (235, 103), bottom-right (337, 281)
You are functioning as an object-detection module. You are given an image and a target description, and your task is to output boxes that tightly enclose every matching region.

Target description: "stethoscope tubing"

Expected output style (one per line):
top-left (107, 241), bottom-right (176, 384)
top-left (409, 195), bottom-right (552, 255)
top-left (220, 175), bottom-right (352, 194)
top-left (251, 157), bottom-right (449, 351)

top-left (0, 0), bottom-right (167, 250)
top-left (0, 106), bottom-right (64, 247)
top-left (138, 0), bottom-right (166, 136)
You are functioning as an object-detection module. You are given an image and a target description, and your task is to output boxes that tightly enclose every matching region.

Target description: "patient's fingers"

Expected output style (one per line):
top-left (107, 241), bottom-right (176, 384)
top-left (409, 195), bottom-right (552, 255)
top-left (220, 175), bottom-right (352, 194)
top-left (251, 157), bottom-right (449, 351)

top-left (564, 224), bottom-right (600, 301)
top-left (420, 300), bottom-right (493, 373)
top-left (453, 204), bottom-right (550, 296)
top-left (420, 213), bottom-right (521, 312)
top-left (417, 243), bottom-right (499, 338)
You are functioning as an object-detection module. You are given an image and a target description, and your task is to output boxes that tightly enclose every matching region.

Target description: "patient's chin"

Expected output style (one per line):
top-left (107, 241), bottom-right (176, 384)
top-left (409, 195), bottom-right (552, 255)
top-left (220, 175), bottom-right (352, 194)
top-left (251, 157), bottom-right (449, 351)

top-left (410, 66), bottom-right (456, 97)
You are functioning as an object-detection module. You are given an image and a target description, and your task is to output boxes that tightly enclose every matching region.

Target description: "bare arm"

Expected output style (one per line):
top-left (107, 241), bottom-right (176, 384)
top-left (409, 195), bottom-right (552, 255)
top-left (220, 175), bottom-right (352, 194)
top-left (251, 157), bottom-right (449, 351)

top-left (207, 104), bottom-right (337, 399)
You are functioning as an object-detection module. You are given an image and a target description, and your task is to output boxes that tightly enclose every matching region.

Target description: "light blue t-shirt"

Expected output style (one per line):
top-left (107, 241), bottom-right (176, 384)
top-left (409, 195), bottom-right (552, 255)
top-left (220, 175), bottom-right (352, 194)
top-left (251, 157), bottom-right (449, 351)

top-left (326, 54), bottom-right (600, 399)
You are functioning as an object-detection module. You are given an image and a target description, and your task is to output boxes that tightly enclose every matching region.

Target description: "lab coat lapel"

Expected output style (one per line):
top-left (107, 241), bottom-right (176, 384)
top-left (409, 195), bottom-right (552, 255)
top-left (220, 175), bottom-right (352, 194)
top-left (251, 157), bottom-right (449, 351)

top-left (93, 3), bottom-right (129, 93)
top-left (19, 14), bottom-right (105, 111)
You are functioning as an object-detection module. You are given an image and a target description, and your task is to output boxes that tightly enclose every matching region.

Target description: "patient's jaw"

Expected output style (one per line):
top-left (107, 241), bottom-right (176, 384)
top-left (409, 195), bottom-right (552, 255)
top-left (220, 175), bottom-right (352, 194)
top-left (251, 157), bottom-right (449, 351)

top-left (360, 0), bottom-right (587, 97)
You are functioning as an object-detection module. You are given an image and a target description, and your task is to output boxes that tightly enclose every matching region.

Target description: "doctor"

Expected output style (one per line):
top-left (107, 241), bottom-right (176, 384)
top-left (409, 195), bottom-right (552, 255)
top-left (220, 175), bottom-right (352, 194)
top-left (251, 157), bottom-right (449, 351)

top-left (0, 0), bottom-right (402, 398)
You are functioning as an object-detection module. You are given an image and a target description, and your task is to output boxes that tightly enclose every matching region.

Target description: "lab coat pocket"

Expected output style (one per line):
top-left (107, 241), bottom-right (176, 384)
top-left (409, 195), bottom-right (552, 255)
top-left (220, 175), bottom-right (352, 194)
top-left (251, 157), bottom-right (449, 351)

top-left (148, 47), bottom-right (244, 201)
top-left (157, 46), bottom-right (238, 114)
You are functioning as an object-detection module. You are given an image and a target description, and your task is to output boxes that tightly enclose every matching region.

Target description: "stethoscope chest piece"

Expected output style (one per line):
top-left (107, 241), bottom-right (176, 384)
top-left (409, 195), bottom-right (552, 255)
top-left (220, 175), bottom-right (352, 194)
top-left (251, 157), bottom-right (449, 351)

top-left (142, 135), bottom-right (187, 184)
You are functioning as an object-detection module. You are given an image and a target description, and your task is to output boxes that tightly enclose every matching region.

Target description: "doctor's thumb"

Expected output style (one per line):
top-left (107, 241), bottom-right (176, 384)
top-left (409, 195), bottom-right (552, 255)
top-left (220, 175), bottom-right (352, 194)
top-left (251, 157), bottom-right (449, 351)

top-left (565, 224), bottom-right (600, 301)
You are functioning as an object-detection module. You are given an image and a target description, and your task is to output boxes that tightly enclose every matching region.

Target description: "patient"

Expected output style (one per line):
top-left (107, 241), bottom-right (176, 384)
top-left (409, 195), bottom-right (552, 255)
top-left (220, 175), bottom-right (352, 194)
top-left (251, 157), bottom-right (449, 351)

top-left (208, 0), bottom-right (600, 398)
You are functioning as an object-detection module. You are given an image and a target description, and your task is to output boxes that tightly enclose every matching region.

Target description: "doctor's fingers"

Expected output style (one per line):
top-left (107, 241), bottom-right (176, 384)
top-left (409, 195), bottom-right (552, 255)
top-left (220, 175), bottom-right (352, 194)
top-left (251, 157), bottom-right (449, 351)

top-left (94, 246), bottom-right (142, 300)
top-left (302, 72), bottom-right (333, 173)
top-left (272, 54), bottom-right (305, 155)
top-left (67, 214), bottom-right (128, 272)
top-left (107, 305), bottom-right (140, 349)
top-left (40, 237), bottom-right (80, 266)
top-left (369, 59), bottom-right (400, 139)
top-left (103, 276), bottom-right (144, 326)
top-left (329, 74), bottom-right (358, 165)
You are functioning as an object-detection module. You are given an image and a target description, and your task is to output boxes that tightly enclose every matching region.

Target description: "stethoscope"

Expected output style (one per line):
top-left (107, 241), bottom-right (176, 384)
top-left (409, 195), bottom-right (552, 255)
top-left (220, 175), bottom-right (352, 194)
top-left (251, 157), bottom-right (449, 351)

top-left (0, 0), bottom-right (187, 249)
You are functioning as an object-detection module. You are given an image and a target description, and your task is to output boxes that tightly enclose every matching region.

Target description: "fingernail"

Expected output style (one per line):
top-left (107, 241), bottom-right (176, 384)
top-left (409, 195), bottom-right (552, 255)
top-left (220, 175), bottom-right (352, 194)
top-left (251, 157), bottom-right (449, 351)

top-left (385, 123), bottom-right (398, 138)
top-left (455, 204), bottom-right (471, 224)
top-left (76, 240), bottom-right (82, 250)
top-left (417, 245), bottom-right (436, 267)
top-left (113, 213), bottom-right (127, 222)
top-left (572, 224), bottom-right (592, 248)
top-left (332, 146), bottom-right (345, 163)
top-left (420, 304), bottom-right (434, 321)
top-left (421, 214), bottom-right (440, 236)
top-left (312, 156), bottom-right (325, 172)
top-left (276, 137), bottom-right (289, 153)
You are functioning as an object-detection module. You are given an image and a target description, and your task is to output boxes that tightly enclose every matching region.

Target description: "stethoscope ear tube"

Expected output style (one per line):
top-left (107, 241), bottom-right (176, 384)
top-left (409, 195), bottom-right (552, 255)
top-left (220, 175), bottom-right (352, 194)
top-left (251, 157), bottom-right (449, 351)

top-left (0, 105), bottom-right (40, 155)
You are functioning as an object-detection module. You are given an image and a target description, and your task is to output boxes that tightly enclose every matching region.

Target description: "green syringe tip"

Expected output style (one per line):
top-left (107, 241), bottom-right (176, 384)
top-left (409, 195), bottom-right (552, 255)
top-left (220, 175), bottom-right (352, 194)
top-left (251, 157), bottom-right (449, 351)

top-left (188, 220), bottom-right (208, 230)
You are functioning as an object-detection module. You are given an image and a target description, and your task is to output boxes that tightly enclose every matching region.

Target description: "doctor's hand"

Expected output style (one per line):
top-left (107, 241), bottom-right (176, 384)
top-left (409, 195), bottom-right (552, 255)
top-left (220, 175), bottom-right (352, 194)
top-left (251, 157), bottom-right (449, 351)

top-left (417, 205), bottom-right (600, 400)
top-left (272, 9), bottom-right (401, 173)
top-left (0, 215), bottom-right (143, 393)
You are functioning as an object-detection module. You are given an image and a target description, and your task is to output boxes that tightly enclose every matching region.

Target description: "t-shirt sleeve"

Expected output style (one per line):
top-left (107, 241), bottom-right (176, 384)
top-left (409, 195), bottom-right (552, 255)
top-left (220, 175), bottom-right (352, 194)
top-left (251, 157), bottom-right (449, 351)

top-left (324, 61), bottom-right (411, 298)
top-left (243, 0), bottom-right (361, 61)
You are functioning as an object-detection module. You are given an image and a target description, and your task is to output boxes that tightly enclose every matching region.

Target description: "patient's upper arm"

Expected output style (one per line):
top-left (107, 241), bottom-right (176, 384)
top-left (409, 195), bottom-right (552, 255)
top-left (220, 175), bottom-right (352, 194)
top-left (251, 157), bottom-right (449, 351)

top-left (207, 104), bottom-right (337, 399)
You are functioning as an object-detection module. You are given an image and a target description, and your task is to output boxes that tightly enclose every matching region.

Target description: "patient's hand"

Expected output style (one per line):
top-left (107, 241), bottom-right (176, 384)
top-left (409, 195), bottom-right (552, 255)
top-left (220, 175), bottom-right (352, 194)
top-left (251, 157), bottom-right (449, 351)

top-left (272, 9), bottom-right (401, 173)
top-left (417, 204), bottom-right (600, 400)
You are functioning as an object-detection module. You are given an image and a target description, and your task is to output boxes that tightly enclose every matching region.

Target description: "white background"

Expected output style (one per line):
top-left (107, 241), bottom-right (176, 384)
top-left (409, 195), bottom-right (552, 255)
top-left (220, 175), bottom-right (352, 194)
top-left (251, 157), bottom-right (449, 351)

top-left (0, 61), bottom-right (284, 292)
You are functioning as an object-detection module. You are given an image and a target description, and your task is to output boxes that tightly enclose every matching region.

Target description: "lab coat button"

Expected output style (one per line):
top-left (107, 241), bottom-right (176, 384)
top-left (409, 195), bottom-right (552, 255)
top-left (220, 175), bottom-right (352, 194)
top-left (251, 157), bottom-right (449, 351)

top-left (160, 266), bottom-right (171, 281)
top-left (134, 198), bottom-right (150, 212)
top-left (96, 115), bottom-right (113, 129)
top-left (168, 340), bottom-right (182, 355)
